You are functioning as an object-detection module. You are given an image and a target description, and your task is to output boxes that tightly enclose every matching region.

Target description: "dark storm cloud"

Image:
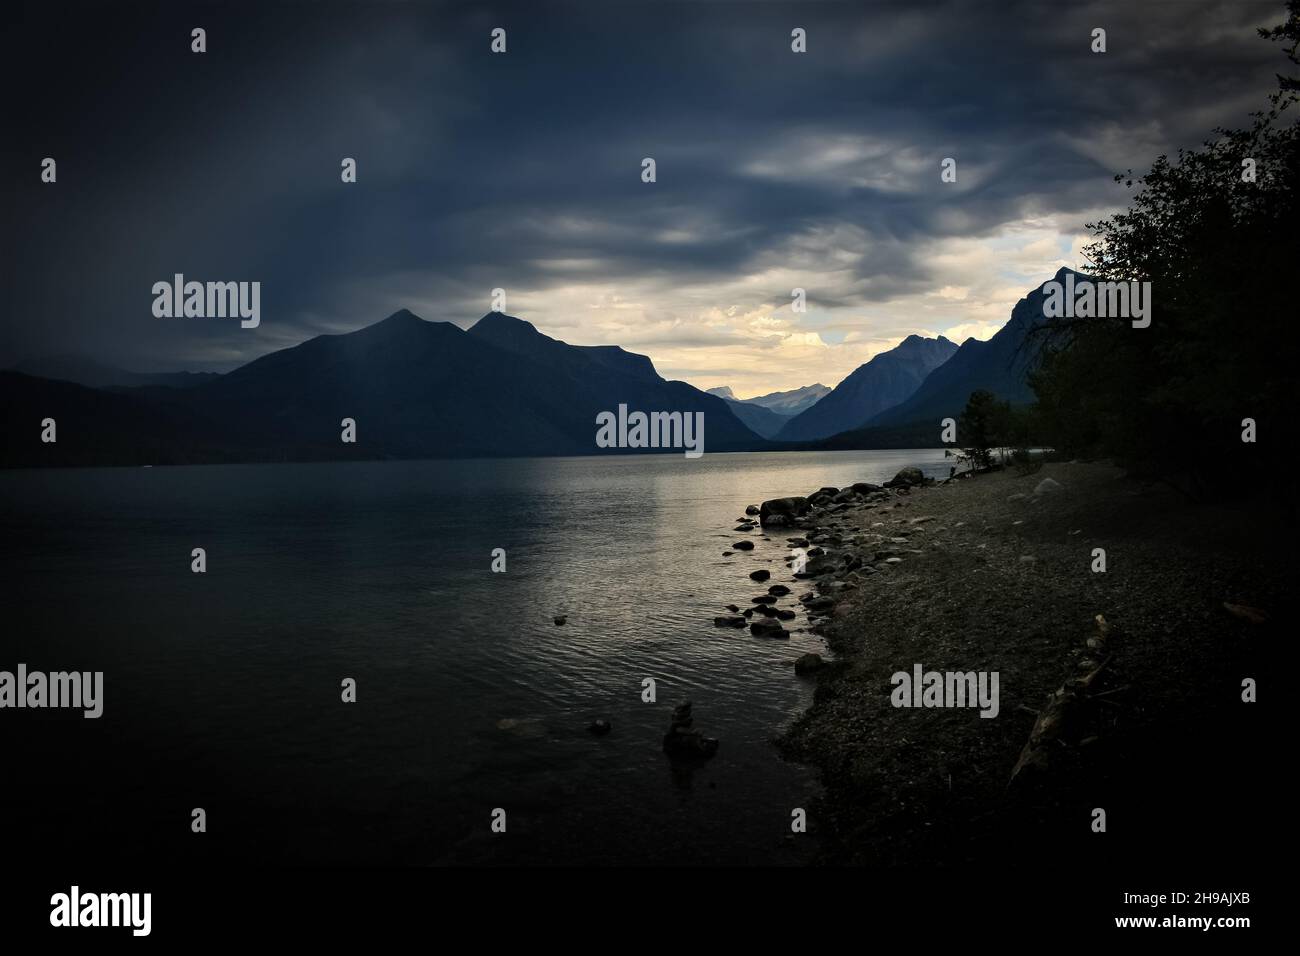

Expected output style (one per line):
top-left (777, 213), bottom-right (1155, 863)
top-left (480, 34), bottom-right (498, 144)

top-left (1, 0), bottom-right (1288, 370)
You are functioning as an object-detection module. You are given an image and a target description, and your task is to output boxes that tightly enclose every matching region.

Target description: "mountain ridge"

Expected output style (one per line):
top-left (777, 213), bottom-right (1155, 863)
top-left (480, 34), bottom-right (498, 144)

top-left (1, 309), bottom-right (765, 467)
top-left (864, 268), bottom-right (1076, 429)
top-left (776, 334), bottom-right (958, 441)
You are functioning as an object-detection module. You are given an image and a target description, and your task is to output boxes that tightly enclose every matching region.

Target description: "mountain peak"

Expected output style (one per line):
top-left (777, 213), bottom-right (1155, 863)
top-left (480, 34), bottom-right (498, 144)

top-left (351, 308), bottom-right (436, 340)
top-left (894, 333), bottom-right (953, 353)
top-left (776, 336), bottom-right (958, 441)
top-left (472, 311), bottom-right (540, 333)
top-left (380, 308), bottom-right (425, 324)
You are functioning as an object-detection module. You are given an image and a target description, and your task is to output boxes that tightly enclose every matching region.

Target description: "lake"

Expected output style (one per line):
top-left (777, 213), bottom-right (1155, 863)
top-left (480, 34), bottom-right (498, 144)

top-left (0, 448), bottom-right (954, 866)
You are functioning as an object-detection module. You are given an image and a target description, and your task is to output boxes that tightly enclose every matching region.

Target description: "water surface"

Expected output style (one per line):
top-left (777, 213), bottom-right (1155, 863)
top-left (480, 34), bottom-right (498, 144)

top-left (1, 448), bottom-right (953, 865)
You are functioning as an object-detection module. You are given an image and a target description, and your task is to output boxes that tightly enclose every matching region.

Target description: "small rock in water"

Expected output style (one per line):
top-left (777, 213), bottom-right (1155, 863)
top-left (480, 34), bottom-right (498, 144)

top-left (554, 615), bottom-right (567, 625)
top-left (767, 584), bottom-right (791, 596)
top-left (749, 569), bottom-right (771, 582)
top-left (750, 618), bottom-right (790, 639)
top-left (733, 540), bottom-right (755, 551)
top-left (588, 718), bottom-right (612, 736)
top-left (714, 615), bottom-right (747, 628)
top-left (745, 504), bottom-right (760, 515)
top-left (776, 608), bottom-right (797, 621)
top-left (725, 604), bottom-right (740, 612)
top-left (752, 594), bottom-right (778, 604)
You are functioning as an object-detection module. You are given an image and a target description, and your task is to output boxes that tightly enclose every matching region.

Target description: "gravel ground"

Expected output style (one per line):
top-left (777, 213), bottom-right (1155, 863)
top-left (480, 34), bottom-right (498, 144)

top-left (776, 461), bottom-right (1282, 868)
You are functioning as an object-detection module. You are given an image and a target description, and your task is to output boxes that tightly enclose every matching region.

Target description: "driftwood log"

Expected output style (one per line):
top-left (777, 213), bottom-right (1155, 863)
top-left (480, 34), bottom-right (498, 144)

top-left (1008, 615), bottom-right (1117, 785)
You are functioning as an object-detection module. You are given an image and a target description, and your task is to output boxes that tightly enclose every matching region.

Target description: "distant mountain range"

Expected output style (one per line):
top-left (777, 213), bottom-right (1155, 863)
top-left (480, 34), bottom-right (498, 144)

top-left (14, 354), bottom-right (221, 390)
top-left (863, 270), bottom-right (1062, 428)
top-left (821, 269), bottom-right (1070, 448)
top-left (707, 383), bottom-right (830, 415)
top-left (775, 334), bottom-right (957, 441)
top-left (2, 271), bottom-right (1070, 467)
top-left (2, 311), bottom-right (763, 467)
top-left (704, 383), bottom-right (831, 438)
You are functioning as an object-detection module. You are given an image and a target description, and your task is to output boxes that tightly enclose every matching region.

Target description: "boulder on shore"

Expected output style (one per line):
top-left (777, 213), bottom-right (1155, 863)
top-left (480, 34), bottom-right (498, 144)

top-left (794, 653), bottom-right (824, 675)
top-left (803, 595), bottom-right (836, 614)
top-left (760, 496), bottom-right (810, 527)
top-left (887, 467), bottom-right (925, 488)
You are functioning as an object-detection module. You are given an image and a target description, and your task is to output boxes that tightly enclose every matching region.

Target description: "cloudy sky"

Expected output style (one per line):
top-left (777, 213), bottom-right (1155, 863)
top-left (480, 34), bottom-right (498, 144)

top-left (3, 0), bottom-right (1289, 395)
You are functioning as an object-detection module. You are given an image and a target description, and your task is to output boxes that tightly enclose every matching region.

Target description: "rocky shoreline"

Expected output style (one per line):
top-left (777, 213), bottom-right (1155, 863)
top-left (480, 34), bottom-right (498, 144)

top-left (714, 465), bottom-right (935, 649)
top-left (716, 460), bottom-right (1278, 866)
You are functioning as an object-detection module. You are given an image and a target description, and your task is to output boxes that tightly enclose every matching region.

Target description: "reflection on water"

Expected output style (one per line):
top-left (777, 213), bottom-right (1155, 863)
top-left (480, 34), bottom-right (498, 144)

top-left (0, 448), bottom-right (952, 865)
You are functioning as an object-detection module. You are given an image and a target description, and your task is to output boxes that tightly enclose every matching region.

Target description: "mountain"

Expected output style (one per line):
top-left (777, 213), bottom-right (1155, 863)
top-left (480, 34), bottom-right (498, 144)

top-left (0, 371), bottom-right (249, 467)
top-left (712, 398), bottom-right (791, 439)
top-left (743, 383), bottom-right (830, 416)
top-left (468, 311), bottom-right (660, 382)
top-left (702, 382), bottom-right (831, 438)
top-left (12, 354), bottom-right (221, 389)
top-left (708, 383), bottom-right (830, 416)
top-left (863, 269), bottom-right (1070, 429)
top-left (2, 310), bottom-right (764, 467)
top-left (776, 335), bottom-right (957, 441)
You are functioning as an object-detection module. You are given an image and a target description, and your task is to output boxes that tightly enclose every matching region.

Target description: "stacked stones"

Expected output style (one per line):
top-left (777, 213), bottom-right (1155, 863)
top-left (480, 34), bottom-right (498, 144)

top-left (661, 701), bottom-right (719, 759)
